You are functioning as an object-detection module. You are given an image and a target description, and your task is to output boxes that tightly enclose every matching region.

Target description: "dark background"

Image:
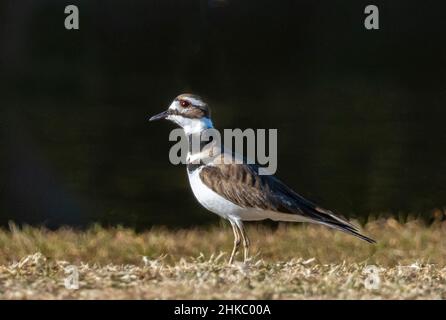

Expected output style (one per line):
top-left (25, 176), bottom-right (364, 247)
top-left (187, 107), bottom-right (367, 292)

top-left (1, 0), bottom-right (445, 229)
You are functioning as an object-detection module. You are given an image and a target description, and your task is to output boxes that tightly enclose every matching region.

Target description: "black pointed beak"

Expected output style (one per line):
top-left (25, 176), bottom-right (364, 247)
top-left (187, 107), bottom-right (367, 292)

top-left (149, 110), bottom-right (169, 121)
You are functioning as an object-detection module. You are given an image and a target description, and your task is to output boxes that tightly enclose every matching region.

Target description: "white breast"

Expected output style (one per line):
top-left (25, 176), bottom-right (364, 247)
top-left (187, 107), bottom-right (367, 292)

top-left (187, 167), bottom-right (243, 220)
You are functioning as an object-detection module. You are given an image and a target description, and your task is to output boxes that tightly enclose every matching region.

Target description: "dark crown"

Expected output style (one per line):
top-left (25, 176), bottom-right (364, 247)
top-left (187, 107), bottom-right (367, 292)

top-left (175, 93), bottom-right (211, 119)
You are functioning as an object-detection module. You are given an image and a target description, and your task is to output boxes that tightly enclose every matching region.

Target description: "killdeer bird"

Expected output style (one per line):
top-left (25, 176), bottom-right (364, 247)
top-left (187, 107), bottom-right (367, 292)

top-left (150, 94), bottom-right (375, 263)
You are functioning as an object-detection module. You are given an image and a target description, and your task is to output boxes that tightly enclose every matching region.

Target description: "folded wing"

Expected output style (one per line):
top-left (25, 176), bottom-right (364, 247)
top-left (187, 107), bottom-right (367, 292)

top-left (199, 162), bottom-right (375, 243)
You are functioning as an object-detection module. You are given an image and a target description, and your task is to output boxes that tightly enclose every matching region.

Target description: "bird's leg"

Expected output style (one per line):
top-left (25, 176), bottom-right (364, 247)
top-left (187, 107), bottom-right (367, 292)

top-left (228, 220), bottom-right (241, 264)
top-left (236, 220), bottom-right (250, 263)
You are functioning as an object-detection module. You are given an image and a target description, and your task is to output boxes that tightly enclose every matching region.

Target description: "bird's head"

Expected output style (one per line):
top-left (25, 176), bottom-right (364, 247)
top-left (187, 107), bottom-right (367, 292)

top-left (149, 93), bottom-right (213, 134)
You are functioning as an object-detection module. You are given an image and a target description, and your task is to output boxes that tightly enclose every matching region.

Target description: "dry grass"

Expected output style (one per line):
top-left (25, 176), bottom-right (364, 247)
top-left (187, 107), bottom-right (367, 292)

top-left (0, 218), bottom-right (445, 299)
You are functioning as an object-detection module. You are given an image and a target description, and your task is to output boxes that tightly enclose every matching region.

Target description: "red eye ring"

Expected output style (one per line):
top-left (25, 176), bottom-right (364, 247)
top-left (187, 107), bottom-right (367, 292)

top-left (179, 100), bottom-right (190, 107)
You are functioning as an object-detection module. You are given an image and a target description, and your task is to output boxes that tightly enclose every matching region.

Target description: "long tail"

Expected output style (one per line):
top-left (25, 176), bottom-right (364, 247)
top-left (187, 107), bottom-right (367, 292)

top-left (266, 173), bottom-right (376, 243)
top-left (317, 219), bottom-right (376, 243)
top-left (298, 204), bottom-right (376, 243)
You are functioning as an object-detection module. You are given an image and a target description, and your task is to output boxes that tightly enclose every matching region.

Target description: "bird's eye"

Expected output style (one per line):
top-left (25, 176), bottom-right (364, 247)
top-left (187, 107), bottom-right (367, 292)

top-left (179, 100), bottom-right (190, 107)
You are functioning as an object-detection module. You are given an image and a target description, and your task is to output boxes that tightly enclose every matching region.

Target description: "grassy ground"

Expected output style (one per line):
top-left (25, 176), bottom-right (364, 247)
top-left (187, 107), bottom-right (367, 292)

top-left (0, 218), bottom-right (445, 299)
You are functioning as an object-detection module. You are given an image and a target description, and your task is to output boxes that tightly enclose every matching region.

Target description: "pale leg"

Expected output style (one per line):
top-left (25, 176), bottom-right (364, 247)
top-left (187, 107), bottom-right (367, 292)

top-left (228, 219), bottom-right (241, 264)
top-left (235, 220), bottom-right (250, 262)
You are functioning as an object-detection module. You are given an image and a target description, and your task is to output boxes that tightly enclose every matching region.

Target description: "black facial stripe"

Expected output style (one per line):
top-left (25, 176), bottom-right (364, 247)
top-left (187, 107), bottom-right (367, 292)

top-left (168, 108), bottom-right (207, 119)
top-left (167, 109), bottom-right (180, 116)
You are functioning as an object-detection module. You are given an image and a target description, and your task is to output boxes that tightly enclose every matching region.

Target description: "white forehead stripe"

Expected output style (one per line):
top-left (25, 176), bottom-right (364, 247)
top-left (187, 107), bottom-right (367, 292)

top-left (185, 97), bottom-right (206, 107)
top-left (168, 101), bottom-right (181, 111)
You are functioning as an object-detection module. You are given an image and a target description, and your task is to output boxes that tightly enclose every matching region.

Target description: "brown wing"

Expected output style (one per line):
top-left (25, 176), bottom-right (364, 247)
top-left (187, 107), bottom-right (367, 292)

top-left (200, 163), bottom-right (294, 212)
top-left (199, 162), bottom-right (375, 243)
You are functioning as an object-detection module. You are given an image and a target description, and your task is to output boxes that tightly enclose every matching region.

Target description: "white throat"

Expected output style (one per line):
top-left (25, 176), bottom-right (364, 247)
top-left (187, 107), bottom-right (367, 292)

top-left (169, 115), bottom-right (214, 135)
